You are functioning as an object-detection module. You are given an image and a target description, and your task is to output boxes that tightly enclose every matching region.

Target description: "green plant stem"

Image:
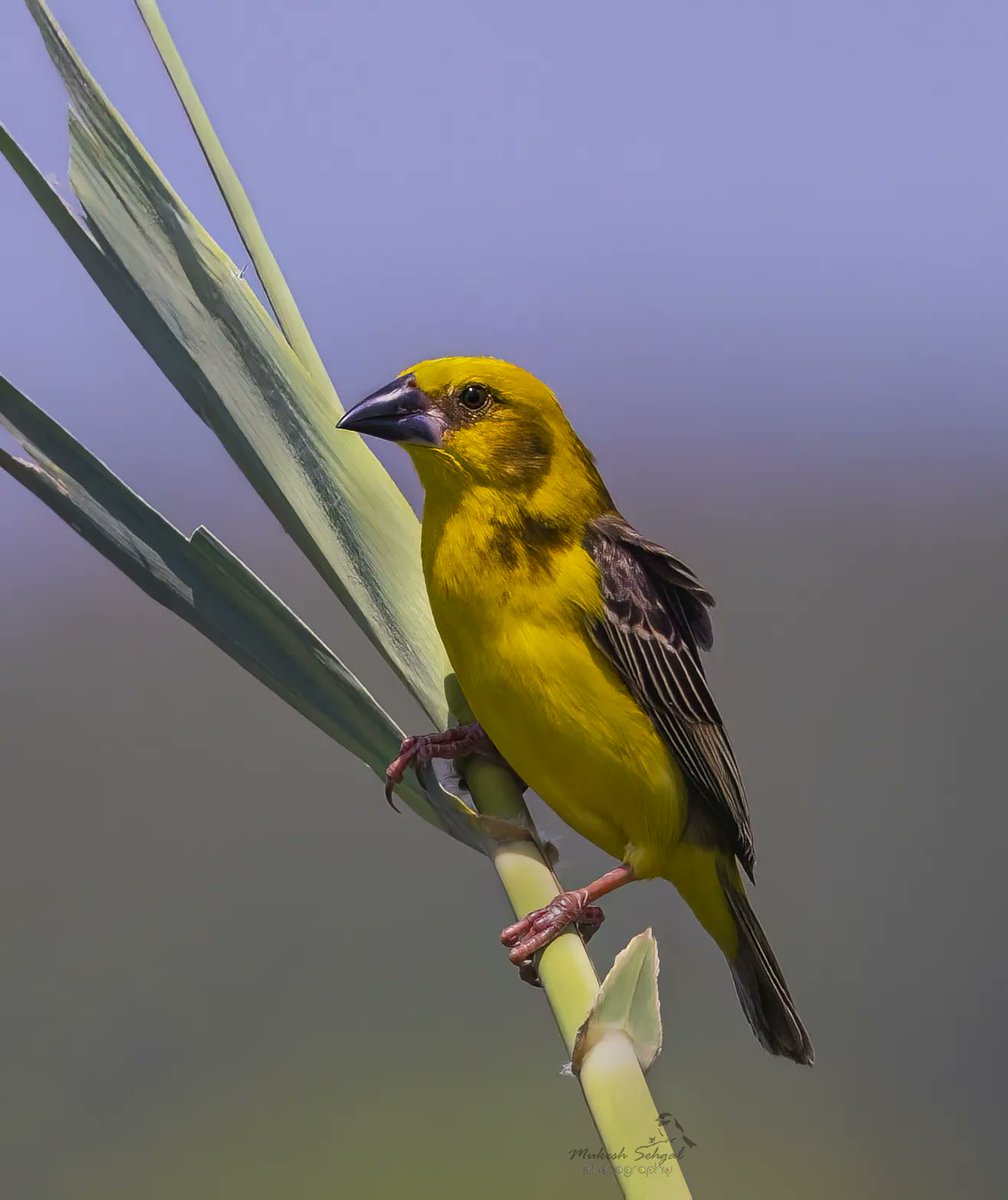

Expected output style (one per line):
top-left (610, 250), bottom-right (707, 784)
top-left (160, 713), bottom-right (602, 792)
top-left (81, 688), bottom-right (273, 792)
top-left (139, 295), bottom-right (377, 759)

top-left (467, 761), bottom-right (690, 1198)
top-left (578, 1033), bottom-right (691, 1198)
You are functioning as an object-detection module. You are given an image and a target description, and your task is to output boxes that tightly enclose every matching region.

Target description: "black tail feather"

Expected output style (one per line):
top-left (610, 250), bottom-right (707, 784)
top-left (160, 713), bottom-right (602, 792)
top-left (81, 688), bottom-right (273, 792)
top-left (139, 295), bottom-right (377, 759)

top-left (720, 866), bottom-right (814, 1065)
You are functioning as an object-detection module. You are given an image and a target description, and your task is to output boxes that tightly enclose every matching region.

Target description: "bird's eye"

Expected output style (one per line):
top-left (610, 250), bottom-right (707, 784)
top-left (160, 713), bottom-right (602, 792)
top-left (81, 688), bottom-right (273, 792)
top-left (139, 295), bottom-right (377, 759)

top-left (458, 383), bottom-right (491, 412)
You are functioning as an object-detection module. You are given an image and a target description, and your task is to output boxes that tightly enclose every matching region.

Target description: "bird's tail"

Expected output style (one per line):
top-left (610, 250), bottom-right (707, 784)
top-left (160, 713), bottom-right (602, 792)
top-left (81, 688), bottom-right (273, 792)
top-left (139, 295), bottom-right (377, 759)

top-left (666, 845), bottom-right (814, 1065)
top-left (719, 862), bottom-right (814, 1065)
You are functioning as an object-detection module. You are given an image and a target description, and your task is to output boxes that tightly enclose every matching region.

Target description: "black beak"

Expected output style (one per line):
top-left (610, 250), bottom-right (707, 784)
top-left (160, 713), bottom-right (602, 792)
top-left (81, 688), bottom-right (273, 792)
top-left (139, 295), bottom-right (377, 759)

top-left (336, 374), bottom-right (443, 446)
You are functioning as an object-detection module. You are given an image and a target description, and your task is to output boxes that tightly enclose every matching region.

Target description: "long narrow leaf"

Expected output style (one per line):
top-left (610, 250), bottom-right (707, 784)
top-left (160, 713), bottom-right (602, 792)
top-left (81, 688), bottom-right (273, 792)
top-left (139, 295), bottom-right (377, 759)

top-left (0, 374), bottom-right (484, 852)
top-left (133, 0), bottom-right (334, 394)
top-left (12, 0), bottom-right (453, 727)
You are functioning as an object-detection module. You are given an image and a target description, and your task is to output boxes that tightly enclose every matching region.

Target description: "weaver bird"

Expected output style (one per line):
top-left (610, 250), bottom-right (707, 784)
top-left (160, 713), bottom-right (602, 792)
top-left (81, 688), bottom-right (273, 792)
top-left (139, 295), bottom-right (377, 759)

top-left (337, 358), bottom-right (813, 1064)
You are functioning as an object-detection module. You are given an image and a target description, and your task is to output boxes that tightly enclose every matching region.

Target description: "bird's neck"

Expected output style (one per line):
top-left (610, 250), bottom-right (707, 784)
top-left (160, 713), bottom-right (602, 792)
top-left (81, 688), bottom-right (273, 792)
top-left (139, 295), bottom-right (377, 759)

top-left (415, 435), bottom-right (610, 538)
top-left (414, 437), bottom-right (611, 607)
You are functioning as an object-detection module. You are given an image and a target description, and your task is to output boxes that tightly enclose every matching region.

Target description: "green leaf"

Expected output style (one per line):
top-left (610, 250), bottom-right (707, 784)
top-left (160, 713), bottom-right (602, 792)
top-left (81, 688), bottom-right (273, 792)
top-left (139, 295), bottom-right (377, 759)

top-left (0, 373), bottom-right (485, 852)
top-left (132, 0), bottom-right (333, 395)
top-left (10, 0), bottom-right (453, 727)
top-left (571, 929), bottom-right (663, 1075)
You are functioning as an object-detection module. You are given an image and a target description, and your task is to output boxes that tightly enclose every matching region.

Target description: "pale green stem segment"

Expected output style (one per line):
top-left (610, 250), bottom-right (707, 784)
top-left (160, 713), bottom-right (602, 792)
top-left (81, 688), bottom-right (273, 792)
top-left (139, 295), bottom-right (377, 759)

top-left (131, 0), bottom-right (333, 397)
top-left (578, 1035), bottom-right (692, 1199)
top-left (469, 762), bottom-right (691, 1199)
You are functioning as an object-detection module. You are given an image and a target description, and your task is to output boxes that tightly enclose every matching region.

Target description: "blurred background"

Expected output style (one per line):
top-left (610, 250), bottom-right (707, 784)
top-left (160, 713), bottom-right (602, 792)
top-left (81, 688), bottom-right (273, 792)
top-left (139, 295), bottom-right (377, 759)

top-left (2, 2), bottom-right (1006, 1197)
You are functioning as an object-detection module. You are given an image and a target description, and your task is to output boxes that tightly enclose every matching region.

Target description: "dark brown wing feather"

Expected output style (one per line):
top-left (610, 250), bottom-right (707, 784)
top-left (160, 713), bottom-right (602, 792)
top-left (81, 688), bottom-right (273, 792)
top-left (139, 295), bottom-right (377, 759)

top-left (584, 513), bottom-right (756, 878)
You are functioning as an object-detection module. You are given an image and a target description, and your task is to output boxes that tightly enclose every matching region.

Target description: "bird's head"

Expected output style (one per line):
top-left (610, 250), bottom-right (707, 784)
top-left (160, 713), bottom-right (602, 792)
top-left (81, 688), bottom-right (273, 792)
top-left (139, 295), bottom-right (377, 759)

top-left (337, 357), bottom-right (603, 497)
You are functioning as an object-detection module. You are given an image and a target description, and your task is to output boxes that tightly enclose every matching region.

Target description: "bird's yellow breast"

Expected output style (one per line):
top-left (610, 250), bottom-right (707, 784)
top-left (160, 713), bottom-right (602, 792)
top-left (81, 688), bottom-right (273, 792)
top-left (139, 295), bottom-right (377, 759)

top-left (420, 490), bottom-right (688, 875)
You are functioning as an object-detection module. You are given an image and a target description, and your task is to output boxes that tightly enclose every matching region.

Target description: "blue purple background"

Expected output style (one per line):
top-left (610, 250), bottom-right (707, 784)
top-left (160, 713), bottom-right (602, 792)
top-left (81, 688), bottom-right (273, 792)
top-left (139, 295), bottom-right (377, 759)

top-left (2, 2), bottom-right (1006, 1197)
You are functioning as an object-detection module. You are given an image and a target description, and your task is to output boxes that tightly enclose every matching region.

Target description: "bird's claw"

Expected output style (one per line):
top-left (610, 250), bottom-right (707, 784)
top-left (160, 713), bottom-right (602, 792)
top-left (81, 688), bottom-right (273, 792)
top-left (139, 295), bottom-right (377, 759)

top-left (517, 959), bottom-right (543, 987)
top-left (501, 890), bottom-right (605, 986)
top-left (384, 735), bottom-right (423, 807)
top-left (384, 723), bottom-right (496, 807)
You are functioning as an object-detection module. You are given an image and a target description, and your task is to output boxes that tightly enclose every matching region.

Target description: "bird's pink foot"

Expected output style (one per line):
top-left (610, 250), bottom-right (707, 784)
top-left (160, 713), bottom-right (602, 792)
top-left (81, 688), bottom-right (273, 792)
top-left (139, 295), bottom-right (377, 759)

top-left (499, 863), bottom-right (636, 986)
top-left (500, 889), bottom-right (606, 984)
top-left (384, 722), bottom-right (495, 804)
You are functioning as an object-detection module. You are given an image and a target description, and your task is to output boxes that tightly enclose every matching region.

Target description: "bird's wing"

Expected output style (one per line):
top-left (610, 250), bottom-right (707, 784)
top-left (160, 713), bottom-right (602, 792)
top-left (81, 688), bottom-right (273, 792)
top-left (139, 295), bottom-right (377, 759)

top-left (583, 513), bottom-right (756, 877)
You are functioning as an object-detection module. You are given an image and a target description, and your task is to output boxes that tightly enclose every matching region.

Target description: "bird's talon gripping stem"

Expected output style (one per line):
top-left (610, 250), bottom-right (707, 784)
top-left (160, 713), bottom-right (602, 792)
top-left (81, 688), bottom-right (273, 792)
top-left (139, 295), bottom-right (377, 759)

top-left (500, 889), bottom-right (604, 966)
top-left (499, 864), bottom-right (634, 985)
top-left (509, 903), bottom-right (605, 987)
top-left (384, 722), bottom-right (496, 805)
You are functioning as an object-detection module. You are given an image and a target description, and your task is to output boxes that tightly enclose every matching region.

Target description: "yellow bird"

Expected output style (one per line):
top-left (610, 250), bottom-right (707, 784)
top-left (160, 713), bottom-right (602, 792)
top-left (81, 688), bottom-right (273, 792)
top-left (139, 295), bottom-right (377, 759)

top-left (337, 357), bottom-right (813, 1065)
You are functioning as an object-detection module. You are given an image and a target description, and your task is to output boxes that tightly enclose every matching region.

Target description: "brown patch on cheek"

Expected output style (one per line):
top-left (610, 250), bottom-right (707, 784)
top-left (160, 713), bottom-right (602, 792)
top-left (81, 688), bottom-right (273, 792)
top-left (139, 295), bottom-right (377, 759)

top-left (493, 422), bottom-right (553, 489)
top-left (441, 410), bottom-right (554, 491)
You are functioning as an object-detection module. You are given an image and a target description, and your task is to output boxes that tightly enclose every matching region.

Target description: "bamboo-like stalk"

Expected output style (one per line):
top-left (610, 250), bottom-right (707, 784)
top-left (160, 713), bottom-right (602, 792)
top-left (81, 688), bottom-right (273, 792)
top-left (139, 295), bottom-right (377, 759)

top-left (467, 763), bottom-right (690, 1199)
